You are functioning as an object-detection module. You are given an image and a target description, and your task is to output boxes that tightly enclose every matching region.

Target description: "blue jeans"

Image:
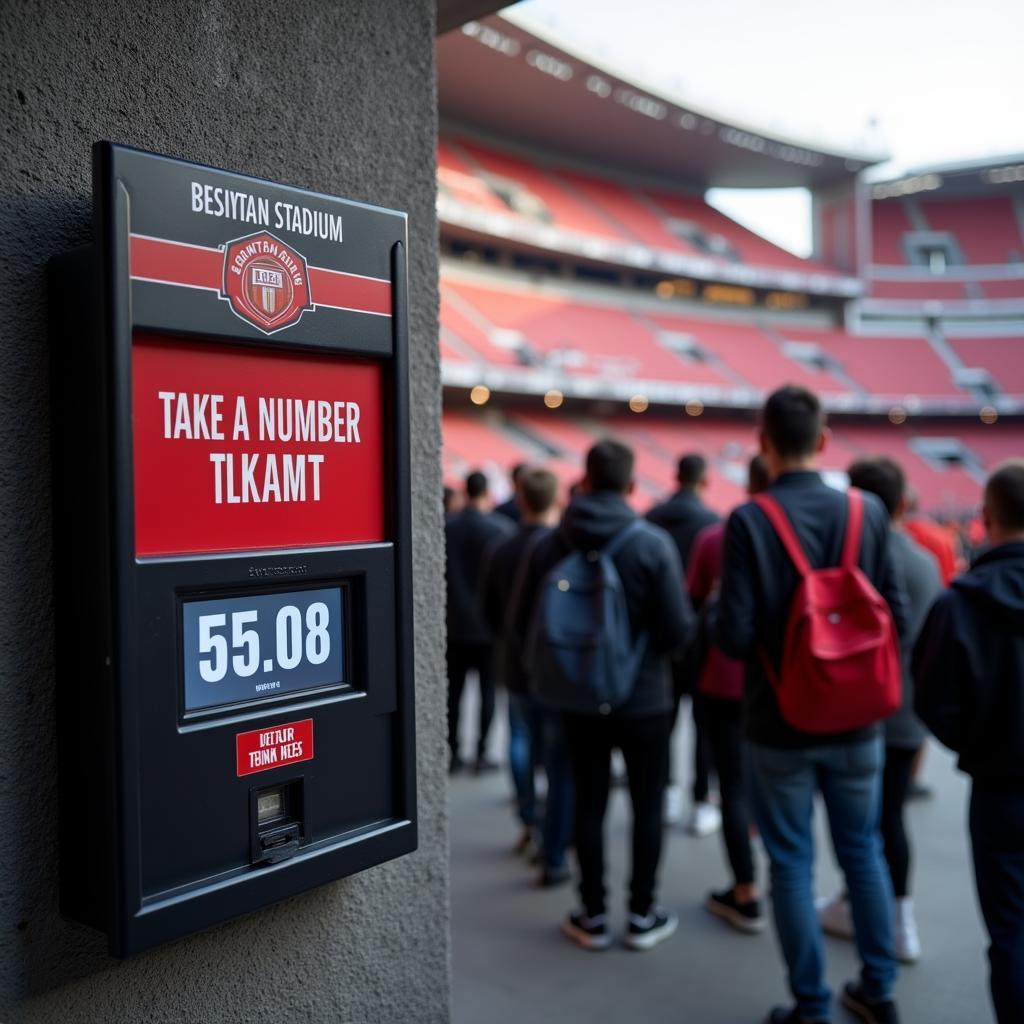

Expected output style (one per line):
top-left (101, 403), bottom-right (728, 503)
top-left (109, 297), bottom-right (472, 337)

top-left (508, 695), bottom-right (573, 870)
top-left (508, 695), bottom-right (543, 828)
top-left (750, 737), bottom-right (896, 1020)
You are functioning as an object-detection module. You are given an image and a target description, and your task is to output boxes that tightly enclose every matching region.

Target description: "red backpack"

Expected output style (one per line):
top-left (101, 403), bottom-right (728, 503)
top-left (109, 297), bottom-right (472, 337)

top-left (754, 488), bottom-right (901, 734)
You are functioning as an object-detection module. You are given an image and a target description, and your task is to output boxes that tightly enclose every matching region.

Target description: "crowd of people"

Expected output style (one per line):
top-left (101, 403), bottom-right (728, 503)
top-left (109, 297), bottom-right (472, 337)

top-left (444, 385), bottom-right (1024, 1024)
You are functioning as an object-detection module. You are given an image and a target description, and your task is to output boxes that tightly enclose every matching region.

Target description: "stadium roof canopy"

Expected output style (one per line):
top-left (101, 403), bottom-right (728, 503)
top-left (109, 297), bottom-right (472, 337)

top-left (438, 12), bottom-right (888, 190)
top-left (870, 152), bottom-right (1024, 199)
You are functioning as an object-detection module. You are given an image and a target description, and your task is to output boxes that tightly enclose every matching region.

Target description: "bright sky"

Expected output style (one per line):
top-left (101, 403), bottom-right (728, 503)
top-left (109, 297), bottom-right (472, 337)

top-left (509, 0), bottom-right (1024, 256)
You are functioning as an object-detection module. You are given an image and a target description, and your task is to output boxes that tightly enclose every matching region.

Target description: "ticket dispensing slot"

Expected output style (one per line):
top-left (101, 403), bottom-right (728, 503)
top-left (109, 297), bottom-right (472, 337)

top-left (251, 779), bottom-right (305, 866)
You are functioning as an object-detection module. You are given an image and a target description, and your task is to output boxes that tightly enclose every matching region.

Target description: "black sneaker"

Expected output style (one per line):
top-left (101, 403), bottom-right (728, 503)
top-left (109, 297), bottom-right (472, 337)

top-left (448, 754), bottom-right (465, 775)
top-left (840, 981), bottom-right (899, 1024)
top-left (764, 1008), bottom-right (830, 1024)
top-left (705, 888), bottom-right (767, 934)
top-left (560, 911), bottom-right (612, 951)
top-left (473, 755), bottom-right (500, 774)
top-left (623, 907), bottom-right (678, 950)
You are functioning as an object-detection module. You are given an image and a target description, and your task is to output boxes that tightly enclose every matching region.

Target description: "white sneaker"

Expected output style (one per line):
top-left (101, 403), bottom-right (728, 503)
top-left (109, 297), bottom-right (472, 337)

top-left (663, 784), bottom-right (684, 826)
top-left (815, 893), bottom-right (855, 939)
top-left (894, 896), bottom-right (921, 963)
top-left (686, 801), bottom-right (722, 837)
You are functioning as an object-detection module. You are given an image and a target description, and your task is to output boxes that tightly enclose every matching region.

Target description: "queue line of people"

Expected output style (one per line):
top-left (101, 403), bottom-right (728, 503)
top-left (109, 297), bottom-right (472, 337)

top-left (444, 383), bottom-right (1024, 1024)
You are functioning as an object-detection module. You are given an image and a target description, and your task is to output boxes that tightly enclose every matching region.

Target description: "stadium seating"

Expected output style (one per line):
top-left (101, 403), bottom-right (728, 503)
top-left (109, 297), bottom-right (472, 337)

top-left (947, 336), bottom-right (1024, 395)
top-left (438, 143), bottom-right (1022, 524)
top-left (779, 329), bottom-right (965, 399)
top-left (648, 313), bottom-right (849, 395)
top-left (439, 282), bottom-right (526, 367)
top-left (442, 408), bottom-right (1011, 516)
top-left (871, 201), bottom-right (915, 265)
top-left (554, 168), bottom-right (698, 254)
top-left (871, 196), bottom-right (1024, 269)
top-left (919, 197), bottom-right (1024, 265)
top-left (443, 277), bottom-right (737, 385)
top-left (439, 136), bottom-right (836, 275)
top-left (977, 278), bottom-right (1024, 299)
top-left (437, 139), bottom-right (509, 214)
top-left (453, 138), bottom-right (624, 240)
top-left (642, 189), bottom-right (831, 273)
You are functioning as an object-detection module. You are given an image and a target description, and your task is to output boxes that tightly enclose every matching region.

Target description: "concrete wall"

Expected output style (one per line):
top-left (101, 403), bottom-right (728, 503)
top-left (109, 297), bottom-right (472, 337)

top-left (0, 2), bottom-right (449, 1021)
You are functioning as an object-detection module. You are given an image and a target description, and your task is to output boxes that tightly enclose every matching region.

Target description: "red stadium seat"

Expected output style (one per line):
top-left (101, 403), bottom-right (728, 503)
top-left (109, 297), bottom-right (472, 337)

top-left (871, 201), bottom-right (915, 265)
top-left (648, 313), bottom-right (849, 395)
top-left (444, 278), bottom-right (736, 386)
top-left (781, 329), bottom-right (965, 399)
top-left (946, 336), bottom-right (1024, 395)
top-left (454, 139), bottom-right (626, 240)
top-left (919, 197), bottom-right (1024, 265)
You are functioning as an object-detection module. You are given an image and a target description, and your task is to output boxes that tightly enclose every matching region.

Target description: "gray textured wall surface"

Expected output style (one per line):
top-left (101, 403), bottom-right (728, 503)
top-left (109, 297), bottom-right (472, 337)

top-left (0, 2), bottom-right (449, 1021)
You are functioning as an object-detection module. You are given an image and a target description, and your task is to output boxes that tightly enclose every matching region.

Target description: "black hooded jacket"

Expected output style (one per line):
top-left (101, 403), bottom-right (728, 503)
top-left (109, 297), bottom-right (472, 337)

top-left (514, 491), bottom-right (696, 718)
top-left (914, 541), bottom-right (1024, 789)
top-left (646, 489), bottom-right (720, 571)
top-left (445, 507), bottom-right (515, 646)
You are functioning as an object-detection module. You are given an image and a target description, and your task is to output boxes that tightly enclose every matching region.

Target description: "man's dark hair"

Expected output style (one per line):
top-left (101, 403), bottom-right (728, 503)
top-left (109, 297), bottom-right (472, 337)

top-left (519, 467), bottom-right (558, 515)
top-left (761, 385), bottom-right (825, 459)
top-left (586, 439), bottom-right (634, 494)
top-left (748, 454), bottom-right (771, 496)
top-left (465, 470), bottom-right (488, 500)
top-left (677, 453), bottom-right (707, 489)
top-left (985, 459), bottom-right (1024, 533)
top-left (510, 463), bottom-right (527, 485)
top-left (848, 456), bottom-right (905, 519)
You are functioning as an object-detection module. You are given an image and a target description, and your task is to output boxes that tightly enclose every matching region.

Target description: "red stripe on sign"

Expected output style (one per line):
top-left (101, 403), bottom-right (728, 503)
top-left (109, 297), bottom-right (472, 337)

top-left (131, 235), bottom-right (222, 290)
top-left (236, 718), bottom-right (314, 777)
top-left (129, 234), bottom-right (392, 316)
top-left (308, 266), bottom-right (392, 316)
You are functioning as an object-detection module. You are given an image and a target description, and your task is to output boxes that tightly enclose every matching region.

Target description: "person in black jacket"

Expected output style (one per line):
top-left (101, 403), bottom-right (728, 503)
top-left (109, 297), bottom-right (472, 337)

top-left (481, 467), bottom-right (572, 885)
top-left (445, 470), bottom-right (514, 774)
top-left (516, 440), bottom-right (696, 952)
top-left (494, 462), bottom-right (525, 522)
top-left (914, 460), bottom-right (1024, 1024)
top-left (647, 453), bottom-right (721, 835)
top-left (717, 386), bottom-right (907, 1024)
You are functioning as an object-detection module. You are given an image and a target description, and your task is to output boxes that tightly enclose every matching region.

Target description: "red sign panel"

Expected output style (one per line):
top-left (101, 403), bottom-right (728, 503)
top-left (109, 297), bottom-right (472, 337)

top-left (132, 334), bottom-right (386, 556)
top-left (236, 718), bottom-right (314, 777)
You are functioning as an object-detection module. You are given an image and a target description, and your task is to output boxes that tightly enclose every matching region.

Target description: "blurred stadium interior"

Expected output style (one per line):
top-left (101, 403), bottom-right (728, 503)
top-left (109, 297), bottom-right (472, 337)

top-left (437, 12), bottom-right (1023, 517)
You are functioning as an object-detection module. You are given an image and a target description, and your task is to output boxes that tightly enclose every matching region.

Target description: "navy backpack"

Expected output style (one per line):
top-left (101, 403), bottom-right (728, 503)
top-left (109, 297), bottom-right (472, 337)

top-left (527, 519), bottom-right (647, 715)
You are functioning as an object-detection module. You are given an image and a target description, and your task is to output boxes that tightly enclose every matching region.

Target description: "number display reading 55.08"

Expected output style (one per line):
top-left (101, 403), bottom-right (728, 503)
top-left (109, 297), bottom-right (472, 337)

top-left (182, 588), bottom-right (344, 712)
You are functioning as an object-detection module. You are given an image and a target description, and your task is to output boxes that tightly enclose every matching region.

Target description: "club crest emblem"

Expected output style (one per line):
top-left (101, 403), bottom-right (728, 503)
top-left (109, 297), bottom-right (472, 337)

top-left (221, 232), bottom-right (313, 333)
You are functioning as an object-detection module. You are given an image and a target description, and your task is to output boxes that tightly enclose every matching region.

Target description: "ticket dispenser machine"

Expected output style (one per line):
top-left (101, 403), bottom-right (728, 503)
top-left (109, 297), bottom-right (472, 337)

top-left (50, 143), bottom-right (416, 956)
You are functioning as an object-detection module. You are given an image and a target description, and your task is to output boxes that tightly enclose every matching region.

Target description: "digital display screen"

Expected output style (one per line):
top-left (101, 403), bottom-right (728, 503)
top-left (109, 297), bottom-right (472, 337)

top-left (182, 587), bottom-right (344, 712)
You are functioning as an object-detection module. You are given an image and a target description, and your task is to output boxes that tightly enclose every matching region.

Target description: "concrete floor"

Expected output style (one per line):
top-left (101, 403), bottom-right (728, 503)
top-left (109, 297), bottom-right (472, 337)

top-left (449, 693), bottom-right (991, 1023)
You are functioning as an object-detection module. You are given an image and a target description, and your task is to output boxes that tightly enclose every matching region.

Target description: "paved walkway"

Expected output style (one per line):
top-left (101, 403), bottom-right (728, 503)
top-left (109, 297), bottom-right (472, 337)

top-left (449, 694), bottom-right (991, 1023)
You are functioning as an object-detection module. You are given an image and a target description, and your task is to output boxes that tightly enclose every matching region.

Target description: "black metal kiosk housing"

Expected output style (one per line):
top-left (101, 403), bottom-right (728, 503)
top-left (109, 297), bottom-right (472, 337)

top-left (51, 143), bottom-right (416, 957)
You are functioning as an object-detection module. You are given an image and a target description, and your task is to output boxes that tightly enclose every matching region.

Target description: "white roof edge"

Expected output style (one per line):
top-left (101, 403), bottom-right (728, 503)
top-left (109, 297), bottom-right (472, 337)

top-left (869, 151), bottom-right (1024, 185)
top-left (497, 8), bottom-right (889, 168)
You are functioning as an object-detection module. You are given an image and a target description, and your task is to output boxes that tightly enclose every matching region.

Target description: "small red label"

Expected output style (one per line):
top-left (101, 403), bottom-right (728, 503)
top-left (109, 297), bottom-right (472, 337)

top-left (236, 718), bottom-right (314, 777)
